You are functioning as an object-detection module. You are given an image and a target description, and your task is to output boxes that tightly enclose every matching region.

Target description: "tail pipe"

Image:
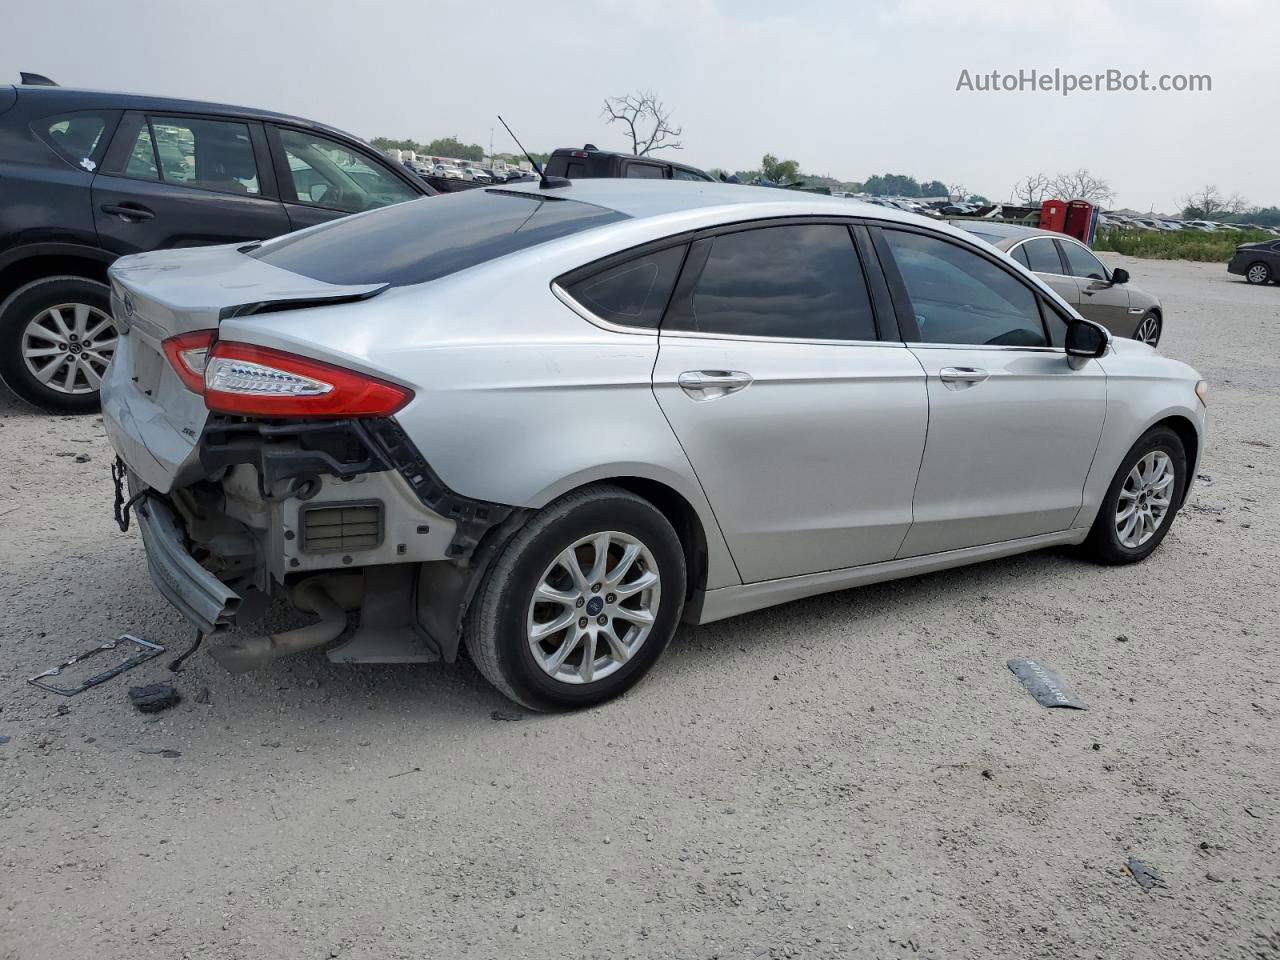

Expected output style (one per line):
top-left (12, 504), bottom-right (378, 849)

top-left (207, 578), bottom-right (348, 675)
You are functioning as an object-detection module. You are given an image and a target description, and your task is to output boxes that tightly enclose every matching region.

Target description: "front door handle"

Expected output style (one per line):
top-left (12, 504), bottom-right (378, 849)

top-left (939, 366), bottom-right (989, 384)
top-left (101, 202), bottom-right (155, 222)
top-left (678, 370), bottom-right (753, 401)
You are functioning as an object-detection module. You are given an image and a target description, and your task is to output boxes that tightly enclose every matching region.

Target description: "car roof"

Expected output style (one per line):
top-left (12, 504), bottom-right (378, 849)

top-left (947, 219), bottom-right (1063, 248)
top-left (498, 178), bottom-right (927, 224)
top-left (8, 83), bottom-right (365, 145)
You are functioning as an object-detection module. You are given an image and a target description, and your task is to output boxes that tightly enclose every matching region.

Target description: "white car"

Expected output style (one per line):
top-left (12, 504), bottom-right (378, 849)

top-left (100, 181), bottom-right (1207, 710)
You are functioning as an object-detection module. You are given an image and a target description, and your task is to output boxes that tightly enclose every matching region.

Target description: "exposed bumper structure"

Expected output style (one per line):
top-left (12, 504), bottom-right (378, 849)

top-left (134, 490), bottom-right (241, 635)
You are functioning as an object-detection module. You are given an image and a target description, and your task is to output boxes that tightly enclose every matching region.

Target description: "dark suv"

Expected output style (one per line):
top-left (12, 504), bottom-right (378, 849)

top-left (0, 78), bottom-right (431, 411)
top-left (544, 145), bottom-right (715, 182)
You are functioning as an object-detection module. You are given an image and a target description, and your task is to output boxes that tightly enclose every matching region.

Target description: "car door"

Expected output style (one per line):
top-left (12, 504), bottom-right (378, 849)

top-left (651, 221), bottom-right (929, 583)
top-left (92, 111), bottom-right (290, 255)
top-left (266, 125), bottom-right (423, 231)
top-left (1057, 238), bottom-right (1136, 336)
top-left (1011, 236), bottom-right (1080, 320)
top-left (875, 225), bottom-right (1107, 557)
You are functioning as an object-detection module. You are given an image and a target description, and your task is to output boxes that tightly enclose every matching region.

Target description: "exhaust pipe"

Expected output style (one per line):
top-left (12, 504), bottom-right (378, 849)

top-left (208, 578), bottom-right (349, 674)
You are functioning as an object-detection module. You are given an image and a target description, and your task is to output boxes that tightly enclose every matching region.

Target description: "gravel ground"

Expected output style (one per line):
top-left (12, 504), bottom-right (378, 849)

top-left (1, 255), bottom-right (1277, 960)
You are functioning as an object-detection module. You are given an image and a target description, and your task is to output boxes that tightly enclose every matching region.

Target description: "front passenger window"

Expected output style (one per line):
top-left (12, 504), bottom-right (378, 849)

top-left (1058, 241), bottom-right (1109, 281)
top-left (279, 128), bottom-right (418, 213)
top-left (883, 229), bottom-right (1046, 347)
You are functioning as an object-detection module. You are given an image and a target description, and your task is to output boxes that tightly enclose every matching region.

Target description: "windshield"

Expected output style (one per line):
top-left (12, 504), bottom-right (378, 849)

top-left (250, 188), bottom-right (628, 287)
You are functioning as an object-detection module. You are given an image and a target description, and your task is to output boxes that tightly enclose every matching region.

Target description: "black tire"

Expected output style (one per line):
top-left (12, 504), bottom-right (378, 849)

top-left (1134, 310), bottom-right (1162, 347)
top-left (464, 484), bottom-right (686, 711)
top-left (1245, 261), bottom-right (1271, 285)
top-left (1082, 426), bottom-right (1187, 565)
top-left (0, 275), bottom-right (113, 413)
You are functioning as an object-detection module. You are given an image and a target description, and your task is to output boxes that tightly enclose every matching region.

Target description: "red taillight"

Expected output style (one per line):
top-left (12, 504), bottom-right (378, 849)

top-left (161, 330), bottom-right (215, 394)
top-left (202, 341), bottom-right (412, 418)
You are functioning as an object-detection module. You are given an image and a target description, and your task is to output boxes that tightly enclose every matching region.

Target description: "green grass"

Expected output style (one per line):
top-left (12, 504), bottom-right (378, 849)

top-left (1093, 227), bottom-right (1273, 262)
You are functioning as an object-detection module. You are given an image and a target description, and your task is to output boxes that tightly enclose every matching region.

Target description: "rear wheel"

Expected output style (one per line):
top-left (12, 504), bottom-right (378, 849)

top-left (464, 485), bottom-right (686, 711)
top-left (1083, 426), bottom-right (1187, 565)
top-left (1245, 262), bottom-right (1271, 285)
top-left (0, 276), bottom-right (115, 412)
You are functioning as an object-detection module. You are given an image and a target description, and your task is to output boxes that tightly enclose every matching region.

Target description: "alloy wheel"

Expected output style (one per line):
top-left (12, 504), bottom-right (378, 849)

top-left (21, 303), bottom-right (117, 396)
top-left (526, 531), bottom-right (661, 684)
top-left (1115, 451), bottom-right (1175, 548)
top-left (1134, 313), bottom-right (1161, 345)
top-left (1247, 263), bottom-right (1270, 284)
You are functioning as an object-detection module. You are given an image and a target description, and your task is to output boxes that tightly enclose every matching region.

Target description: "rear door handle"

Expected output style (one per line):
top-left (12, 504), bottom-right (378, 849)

top-left (939, 366), bottom-right (989, 384)
top-left (678, 370), bottom-right (753, 401)
top-left (101, 202), bottom-right (155, 222)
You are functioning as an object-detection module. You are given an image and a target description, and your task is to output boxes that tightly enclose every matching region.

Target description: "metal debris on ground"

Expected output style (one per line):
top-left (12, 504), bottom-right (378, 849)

top-left (1125, 857), bottom-right (1167, 891)
top-left (128, 683), bottom-right (182, 714)
top-left (491, 709), bottom-right (523, 722)
top-left (28, 635), bottom-right (166, 696)
top-left (1007, 658), bottom-right (1088, 710)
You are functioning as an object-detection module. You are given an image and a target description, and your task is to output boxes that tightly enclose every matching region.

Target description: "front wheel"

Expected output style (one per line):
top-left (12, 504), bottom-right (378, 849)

top-left (0, 275), bottom-right (116, 412)
top-left (1083, 426), bottom-right (1187, 565)
top-left (1133, 311), bottom-right (1162, 346)
top-left (464, 485), bottom-right (686, 711)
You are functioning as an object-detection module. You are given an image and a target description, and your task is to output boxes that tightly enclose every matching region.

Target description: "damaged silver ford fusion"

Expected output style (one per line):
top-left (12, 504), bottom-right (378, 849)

top-left (103, 181), bottom-right (1206, 711)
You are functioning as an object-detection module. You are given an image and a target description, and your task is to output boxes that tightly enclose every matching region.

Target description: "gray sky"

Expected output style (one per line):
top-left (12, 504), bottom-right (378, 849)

top-left (9, 0), bottom-right (1275, 212)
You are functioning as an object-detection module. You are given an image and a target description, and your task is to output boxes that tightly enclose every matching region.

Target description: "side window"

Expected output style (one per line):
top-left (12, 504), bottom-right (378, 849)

top-left (34, 112), bottom-right (113, 169)
top-left (123, 122), bottom-right (159, 179)
top-left (672, 168), bottom-right (709, 182)
top-left (279, 128), bottom-right (418, 213)
top-left (624, 162), bottom-right (665, 179)
top-left (148, 116), bottom-right (260, 194)
top-left (1059, 241), bottom-right (1109, 281)
top-left (1020, 238), bottom-right (1064, 275)
top-left (1041, 299), bottom-right (1070, 348)
top-left (1011, 244), bottom-right (1031, 269)
top-left (563, 245), bottom-right (687, 329)
top-left (678, 224), bottom-right (878, 340)
top-left (882, 229), bottom-right (1046, 347)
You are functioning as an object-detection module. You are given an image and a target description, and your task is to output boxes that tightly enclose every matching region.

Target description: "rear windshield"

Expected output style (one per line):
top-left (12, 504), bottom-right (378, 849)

top-left (250, 188), bottom-right (628, 286)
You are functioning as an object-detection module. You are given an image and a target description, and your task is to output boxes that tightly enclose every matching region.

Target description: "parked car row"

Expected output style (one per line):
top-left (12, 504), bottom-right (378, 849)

top-left (1101, 212), bottom-right (1280, 236)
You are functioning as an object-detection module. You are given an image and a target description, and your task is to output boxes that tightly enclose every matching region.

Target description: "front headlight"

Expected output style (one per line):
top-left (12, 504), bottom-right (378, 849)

top-left (1195, 380), bottom-right (1209, 406)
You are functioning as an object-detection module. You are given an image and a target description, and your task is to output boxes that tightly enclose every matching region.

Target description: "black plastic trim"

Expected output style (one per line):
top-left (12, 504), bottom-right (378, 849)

top-left (199, 417), bottom-right (391, 494)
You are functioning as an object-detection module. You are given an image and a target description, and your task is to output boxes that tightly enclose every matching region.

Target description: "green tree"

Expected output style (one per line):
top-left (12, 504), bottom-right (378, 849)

top-left (862, 173), bottom-right (922, 197)
top-left (761, 153), bottom-right (800, 183)
top-left (919, 180), bottom-right (948, 197)
top-left (424, 137), bottom-right (484, 162)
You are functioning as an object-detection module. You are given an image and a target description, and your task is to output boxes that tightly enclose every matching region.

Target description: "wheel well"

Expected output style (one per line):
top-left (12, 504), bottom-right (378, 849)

top-left (1153, 414), bottom-right (1199, 506)
top-left (0, 255), bottom-right (110, 305)
top-left (606, 477), bottom-right (711, 605)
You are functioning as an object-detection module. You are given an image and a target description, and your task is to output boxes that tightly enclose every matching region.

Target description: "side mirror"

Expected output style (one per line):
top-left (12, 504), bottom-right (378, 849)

top-left (309, 183), bottom-right (329, 203)
top-left (1110, 267), bottom-right (1130, 284)
top-left (1065, 319), bottom-right (1108, 358)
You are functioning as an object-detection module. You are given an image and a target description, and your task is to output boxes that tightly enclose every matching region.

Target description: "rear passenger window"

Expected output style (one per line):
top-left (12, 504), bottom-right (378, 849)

top-left (149, 116), bottom-right (261, 195)
top-left (1020, 238), bottom-right (1063, 274)
top-left (563, 245), bottom-right (686, 329)
top-left (625, 163), bottom-right (664, 179)
top-left (675, 224), bottom-right (877, 340)
top-left (883, 229), bottom-right (1046, 347)
top-left (34, 112), bottom-right (112, 169)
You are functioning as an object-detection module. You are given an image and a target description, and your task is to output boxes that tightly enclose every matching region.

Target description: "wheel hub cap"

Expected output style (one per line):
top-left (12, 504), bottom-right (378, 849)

top-left (21, 302), bottom-right (117, 396)
top-left (1115, 451), bottom-right (1174, 548)
top-left (526, 531), bottom-right (662, 685)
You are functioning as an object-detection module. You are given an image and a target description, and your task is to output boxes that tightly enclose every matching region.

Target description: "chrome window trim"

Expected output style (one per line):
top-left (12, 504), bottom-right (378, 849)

top-left (551, 282), bottom-right (656, 336)
top-left (905, 342), bottom-right (1066, 354)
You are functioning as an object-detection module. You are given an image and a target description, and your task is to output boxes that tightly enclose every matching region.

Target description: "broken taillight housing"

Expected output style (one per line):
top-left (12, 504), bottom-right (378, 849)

top-left (161, 330), bottom-right (215, 394)
top-left (202, 341), bottom-right (412, 418)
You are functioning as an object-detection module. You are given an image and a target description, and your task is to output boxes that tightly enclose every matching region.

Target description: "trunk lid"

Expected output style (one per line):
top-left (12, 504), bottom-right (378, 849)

top-left (102, 243), bottom-right (386, 493)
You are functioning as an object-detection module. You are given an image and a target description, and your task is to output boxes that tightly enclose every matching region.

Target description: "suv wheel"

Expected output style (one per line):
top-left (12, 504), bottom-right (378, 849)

top-left (465, 485), bottom-right (686, 711)
top-left (0, 276), bottom-right (116, 412)
top-left (1083, 426), bottom-right (1187, 565)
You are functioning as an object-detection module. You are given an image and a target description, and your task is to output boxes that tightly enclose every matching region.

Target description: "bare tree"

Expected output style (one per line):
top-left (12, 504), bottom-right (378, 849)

top-left (1180, 185), bottom-right (1252, 220)
top-left (601, 90), bottom-right (683, 155)
top-left (1048, 169), bottom-right (1114, 206)
top-left (947, 183), bottom-right (968, 202)
top-left (1011, 173), bottom-right (1051, 205)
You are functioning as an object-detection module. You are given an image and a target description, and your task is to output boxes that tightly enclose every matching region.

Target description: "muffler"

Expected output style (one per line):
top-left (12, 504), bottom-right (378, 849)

top-left (207, 577), bottom-right (351, 674)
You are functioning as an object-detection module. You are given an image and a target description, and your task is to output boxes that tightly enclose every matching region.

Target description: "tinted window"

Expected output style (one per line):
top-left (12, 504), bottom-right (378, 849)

top-left (883, 229), bottom-right (1046, 347)
top-left (673, 168), bottom-right (711, 182)
top-left (279, 128), bottom-right (418, 213)
top-left (1020, 238), bottom-right (1063, 274)
top-left (1059, 241), bottom-right (1108, 281)
top-left (149, 116), bottom-right (260, 194)
top-left (564, 245), bottom-right (687, 329)
top-left (253, 189), bottom-right (629, 287)
top-left (678, 224), bottom-right (876, 340)
top-left (122, 121), bottom-right (159, 179)
top-left (625, 163), bottom-right (665, 179)
top-left (1011, 244), bottom-right (1031, 268)
top-left (35, 112), bottom-right (111, 169)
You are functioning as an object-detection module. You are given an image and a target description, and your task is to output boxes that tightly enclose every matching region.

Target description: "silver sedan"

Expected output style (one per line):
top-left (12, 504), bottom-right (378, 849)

top-left (101, 181), bottom-right (1207, 710)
